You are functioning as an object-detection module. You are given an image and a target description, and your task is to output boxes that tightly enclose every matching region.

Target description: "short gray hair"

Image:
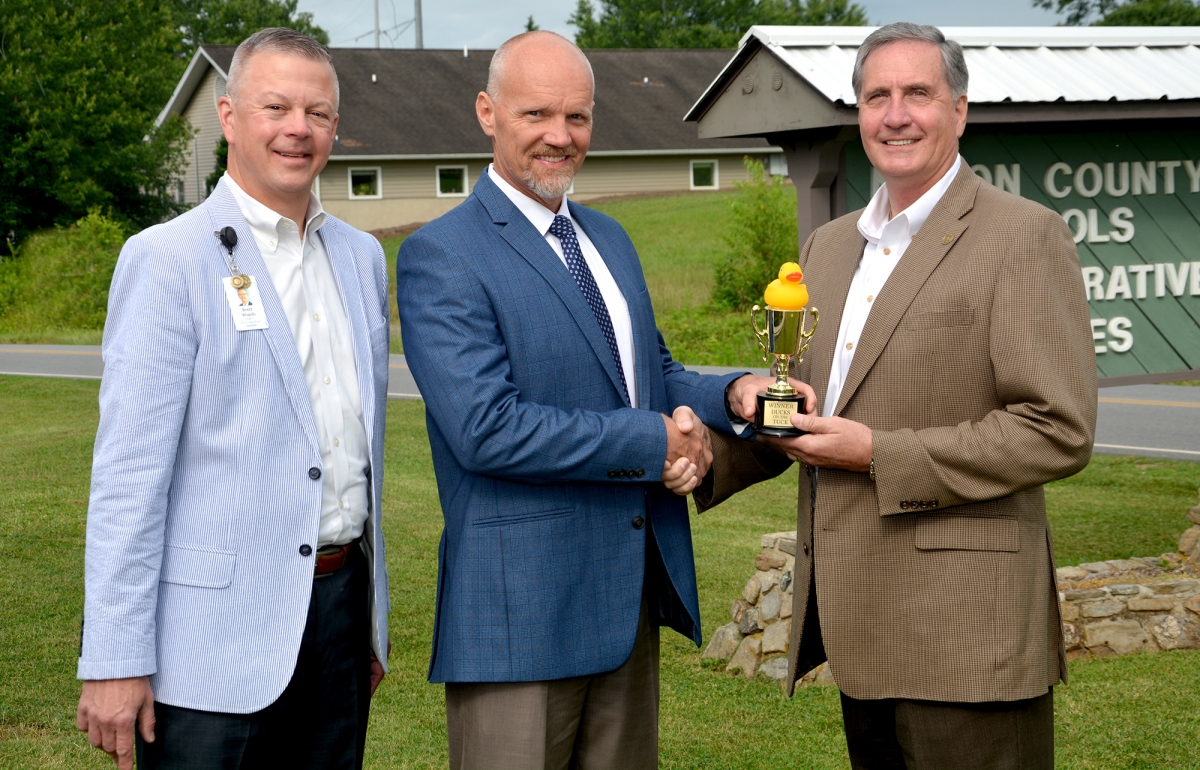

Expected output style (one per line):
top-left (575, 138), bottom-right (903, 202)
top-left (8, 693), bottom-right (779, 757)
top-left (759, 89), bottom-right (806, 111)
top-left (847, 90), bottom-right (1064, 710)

top-left (486, 30), bottom-right (594, 103)
top-left (851, 23), bottom-right (968, 101)
top-left (227, 27), bottom-right (339, 109)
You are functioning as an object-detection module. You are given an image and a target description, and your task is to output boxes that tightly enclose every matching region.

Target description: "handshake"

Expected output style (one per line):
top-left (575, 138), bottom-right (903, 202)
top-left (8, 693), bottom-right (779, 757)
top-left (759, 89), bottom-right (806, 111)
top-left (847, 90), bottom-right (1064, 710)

top-left (660, 374), bottom-right (819, 496)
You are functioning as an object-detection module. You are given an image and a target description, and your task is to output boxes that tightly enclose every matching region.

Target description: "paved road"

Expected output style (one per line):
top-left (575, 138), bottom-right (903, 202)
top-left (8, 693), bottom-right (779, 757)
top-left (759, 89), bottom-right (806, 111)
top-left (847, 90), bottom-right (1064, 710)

top-left (3, 345), bottom-right (1196, 461)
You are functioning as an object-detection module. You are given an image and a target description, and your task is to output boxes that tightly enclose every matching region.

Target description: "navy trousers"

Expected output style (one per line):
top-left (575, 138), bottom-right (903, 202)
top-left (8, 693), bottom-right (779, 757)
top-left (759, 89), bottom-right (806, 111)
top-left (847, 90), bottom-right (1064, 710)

top-left (137, 546), bottom-right (373, 769)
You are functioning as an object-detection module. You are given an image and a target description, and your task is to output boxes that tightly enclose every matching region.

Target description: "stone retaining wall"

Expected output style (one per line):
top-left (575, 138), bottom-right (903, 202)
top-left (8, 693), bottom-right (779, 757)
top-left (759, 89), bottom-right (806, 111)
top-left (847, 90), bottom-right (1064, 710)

top-left (703, 490), bottom-right (1200, 688)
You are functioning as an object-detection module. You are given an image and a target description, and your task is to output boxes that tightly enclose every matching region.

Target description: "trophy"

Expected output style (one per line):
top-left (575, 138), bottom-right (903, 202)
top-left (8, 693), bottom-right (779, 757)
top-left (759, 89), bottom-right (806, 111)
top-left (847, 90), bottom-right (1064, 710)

top-left (750, 263), bottom-right (818, 437)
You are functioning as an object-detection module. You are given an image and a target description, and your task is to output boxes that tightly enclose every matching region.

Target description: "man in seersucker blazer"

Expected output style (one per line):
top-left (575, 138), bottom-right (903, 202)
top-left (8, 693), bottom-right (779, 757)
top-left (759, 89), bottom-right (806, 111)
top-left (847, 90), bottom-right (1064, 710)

top-left (698, 23), bottom-right (1097, 770)
top-left (76, 29), bottom-right (389, 770)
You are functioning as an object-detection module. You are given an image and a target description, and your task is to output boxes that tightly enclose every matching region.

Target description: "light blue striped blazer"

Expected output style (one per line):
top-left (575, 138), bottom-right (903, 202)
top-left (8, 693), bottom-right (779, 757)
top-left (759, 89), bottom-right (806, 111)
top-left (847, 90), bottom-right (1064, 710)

top-left (77, 179), bottom-right (391, 714)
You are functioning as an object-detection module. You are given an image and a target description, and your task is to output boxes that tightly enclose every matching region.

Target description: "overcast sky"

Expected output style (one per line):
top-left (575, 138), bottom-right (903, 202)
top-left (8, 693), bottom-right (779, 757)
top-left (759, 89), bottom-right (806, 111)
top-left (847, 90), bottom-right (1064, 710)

top-left (298, 0), bottom-right (1065, 50)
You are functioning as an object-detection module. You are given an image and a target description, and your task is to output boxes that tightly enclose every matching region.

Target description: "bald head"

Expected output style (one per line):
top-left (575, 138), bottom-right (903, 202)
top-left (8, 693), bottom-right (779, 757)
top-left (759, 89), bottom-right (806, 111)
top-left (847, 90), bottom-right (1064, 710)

top-left (486, 31), bottom-right (594, 104)
top-left (476, 31), bottom-right (595, 211)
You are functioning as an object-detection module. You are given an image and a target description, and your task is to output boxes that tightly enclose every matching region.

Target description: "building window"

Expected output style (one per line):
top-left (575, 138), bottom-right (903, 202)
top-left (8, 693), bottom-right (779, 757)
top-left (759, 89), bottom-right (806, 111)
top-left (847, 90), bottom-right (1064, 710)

top-left (177, 179), bottom-right (186, 203)
top-left (349, 167), bottom-right (382, 199)
top-left (690, 160), bottom-right (718, 190)
top-left (437, 166), bottom-right (469, 197)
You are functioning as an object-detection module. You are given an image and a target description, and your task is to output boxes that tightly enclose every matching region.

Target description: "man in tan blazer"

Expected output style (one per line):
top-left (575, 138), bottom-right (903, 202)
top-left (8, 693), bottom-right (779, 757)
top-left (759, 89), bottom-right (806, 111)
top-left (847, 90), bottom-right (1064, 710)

top-left (705, 22), bottom-right (1097, 770)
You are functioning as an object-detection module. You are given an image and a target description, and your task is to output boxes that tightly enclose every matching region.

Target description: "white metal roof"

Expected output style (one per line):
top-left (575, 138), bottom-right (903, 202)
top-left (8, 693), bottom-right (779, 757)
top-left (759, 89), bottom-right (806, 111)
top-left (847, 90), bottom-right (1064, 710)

top-left (690, 25), bottom-right (1200, 115)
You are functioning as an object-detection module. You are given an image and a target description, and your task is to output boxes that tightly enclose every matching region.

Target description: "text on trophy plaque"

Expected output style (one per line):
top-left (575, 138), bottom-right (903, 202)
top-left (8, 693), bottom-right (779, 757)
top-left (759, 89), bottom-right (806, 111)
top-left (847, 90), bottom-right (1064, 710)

top-left (763, 400), bottom-right (798, 428)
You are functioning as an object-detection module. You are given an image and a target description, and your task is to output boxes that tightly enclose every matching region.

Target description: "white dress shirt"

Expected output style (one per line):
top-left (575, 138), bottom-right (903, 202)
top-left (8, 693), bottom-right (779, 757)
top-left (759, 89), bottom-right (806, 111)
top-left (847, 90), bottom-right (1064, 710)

top-left (822, 156), bottom-right (962, 418)
top-left (488, 165), bottom-right (638, 407)
top-left (224, 173), bottom-right (370, 546)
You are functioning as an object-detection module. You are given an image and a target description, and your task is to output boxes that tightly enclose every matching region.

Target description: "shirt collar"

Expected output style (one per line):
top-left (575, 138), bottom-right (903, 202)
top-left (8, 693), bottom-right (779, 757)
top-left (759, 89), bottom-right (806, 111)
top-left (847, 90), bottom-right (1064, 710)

top-left (487, 164), bottom-right (570, 236)
top-left (857, 155), bottom-right (962, 243)
top-left (223, 172), bottom-right (327, 252)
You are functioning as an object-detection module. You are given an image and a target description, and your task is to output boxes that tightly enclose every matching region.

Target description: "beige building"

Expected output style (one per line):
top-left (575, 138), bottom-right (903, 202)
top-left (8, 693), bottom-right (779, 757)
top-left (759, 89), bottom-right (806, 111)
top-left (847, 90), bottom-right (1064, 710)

top-left (157, 46), bottom-right (784, 232)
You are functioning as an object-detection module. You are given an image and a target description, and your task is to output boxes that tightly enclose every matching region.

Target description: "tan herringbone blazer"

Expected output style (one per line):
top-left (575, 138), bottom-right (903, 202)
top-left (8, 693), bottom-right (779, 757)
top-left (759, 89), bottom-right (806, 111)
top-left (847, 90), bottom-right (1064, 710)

top-left (700, 166), bottom-right (1097, 702)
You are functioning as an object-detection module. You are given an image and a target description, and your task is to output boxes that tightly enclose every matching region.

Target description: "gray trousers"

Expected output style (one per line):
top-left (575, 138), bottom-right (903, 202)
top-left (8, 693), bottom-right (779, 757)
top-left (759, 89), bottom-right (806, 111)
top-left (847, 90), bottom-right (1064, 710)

top-left (840, 688), bottom-right (1054, 770)
top-left (445, 598), bottom-right (659, 770)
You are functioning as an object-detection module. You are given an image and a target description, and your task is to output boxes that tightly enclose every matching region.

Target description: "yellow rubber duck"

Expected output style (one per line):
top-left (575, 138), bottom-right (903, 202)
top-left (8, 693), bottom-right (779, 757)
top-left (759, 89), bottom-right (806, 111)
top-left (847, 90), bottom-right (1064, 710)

top-left (763, 262), bottom-right (809, 310)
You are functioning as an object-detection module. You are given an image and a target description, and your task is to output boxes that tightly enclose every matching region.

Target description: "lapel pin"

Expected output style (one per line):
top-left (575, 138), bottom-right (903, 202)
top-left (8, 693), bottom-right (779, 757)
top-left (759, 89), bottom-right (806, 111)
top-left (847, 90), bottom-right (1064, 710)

top-left (942, 234), bottom-right (955, 245)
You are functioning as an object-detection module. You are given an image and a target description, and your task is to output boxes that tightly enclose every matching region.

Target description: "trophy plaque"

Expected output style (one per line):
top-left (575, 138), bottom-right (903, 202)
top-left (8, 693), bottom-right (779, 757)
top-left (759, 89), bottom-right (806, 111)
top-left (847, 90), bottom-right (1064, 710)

top-left (750, 263), bottom-right (818, 437)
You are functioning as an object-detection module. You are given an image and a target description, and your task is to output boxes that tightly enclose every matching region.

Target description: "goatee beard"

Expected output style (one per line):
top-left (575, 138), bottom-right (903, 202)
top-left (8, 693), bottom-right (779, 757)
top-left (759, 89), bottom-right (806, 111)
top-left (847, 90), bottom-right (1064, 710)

top-left (523, 167), bottom-right (575, 201)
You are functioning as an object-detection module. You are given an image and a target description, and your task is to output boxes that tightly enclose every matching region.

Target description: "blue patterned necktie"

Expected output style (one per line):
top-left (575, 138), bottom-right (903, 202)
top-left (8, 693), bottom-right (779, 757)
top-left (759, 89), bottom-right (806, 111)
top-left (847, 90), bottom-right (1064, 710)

top-left (548, 214), bottom-right (630, 404)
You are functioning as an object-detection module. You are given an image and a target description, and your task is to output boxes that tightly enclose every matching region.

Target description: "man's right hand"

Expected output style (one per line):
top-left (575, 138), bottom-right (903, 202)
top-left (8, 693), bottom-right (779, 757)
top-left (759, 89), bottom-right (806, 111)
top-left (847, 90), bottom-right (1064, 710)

top-left (78, 677), bottom-right (156, 770)
top-left (662, 407), bottom-right (712, 495)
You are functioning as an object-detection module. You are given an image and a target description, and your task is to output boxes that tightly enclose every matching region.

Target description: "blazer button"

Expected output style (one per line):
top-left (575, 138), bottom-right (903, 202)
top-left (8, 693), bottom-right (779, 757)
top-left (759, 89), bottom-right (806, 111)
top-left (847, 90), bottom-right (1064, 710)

top-left (919, 501), bottom-right (928, 509)
top-left (629, 469), bottom-right (640, 478)
top-left (607, 470), bottom-right (618, 478)
top-left (618, 469), bottom-right (628, 478)
top-left (299, 544), bottom-right (313, 557)
top-left (635, 468), bottom-right (645, 478)
top-left (930, 499), bottom-right (939, 508)
top-left (632, 516), bottom-right (645, 529)
top-left (308, 467), bottom-right (321, 480)
top-left (900, 501), bottom-right (909, 510)
top-left (802, 542), bottom-right (810, 556)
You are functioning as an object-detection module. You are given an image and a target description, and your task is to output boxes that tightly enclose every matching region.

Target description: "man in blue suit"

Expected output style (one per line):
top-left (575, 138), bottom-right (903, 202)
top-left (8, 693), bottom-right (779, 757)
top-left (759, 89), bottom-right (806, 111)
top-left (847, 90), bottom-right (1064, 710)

top-left (76, 29), bottom-right (390, 770)
top-left (397, 31), bottom-right (776, 769)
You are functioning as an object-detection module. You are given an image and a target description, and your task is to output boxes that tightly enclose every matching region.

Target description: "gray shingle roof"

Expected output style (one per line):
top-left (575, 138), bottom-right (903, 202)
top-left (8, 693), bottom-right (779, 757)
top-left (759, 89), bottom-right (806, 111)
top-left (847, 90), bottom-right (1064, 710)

top-left (190, 45), bottom-right (771, 157)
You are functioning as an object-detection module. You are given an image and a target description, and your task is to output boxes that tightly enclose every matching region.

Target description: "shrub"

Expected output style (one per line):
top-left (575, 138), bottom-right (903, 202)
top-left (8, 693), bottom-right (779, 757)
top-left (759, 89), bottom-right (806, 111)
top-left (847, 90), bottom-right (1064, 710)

top-left (711, 157), bottom-right (799, 310)
top-left (0, 210), bottom-right (127, 332)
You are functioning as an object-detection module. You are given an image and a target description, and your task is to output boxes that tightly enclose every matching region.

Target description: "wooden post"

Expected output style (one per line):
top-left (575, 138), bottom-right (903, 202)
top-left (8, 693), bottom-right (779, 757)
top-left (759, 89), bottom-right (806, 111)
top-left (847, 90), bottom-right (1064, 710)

top-left (777, 127), bottom-right (858, 248)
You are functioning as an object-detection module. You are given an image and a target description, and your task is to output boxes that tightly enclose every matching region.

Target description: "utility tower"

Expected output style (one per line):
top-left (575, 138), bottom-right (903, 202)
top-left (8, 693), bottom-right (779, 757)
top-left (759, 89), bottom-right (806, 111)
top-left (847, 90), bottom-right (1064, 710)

top-left (414, 0), bottom-right (424, 49)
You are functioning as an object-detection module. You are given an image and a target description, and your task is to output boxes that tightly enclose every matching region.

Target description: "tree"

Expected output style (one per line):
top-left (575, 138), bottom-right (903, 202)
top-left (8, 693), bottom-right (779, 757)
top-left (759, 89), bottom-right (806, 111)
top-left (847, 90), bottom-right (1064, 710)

top-left (206, 136), bottom-right (229, 196)
top-left (525, 15), bottom-right (540, 32)
top-left (569, 0), bottom-right (867, 49)
top-left (0, 0), bottom-right (192, 252)
top-left (1098, 0), bottom-right (1200, 23)
top-left (1032, 0), bottom-right (1200, 24)
top-left (712, 158), bottom-right (799, 310)
top-left (175, 0), bottom-right (329, 47)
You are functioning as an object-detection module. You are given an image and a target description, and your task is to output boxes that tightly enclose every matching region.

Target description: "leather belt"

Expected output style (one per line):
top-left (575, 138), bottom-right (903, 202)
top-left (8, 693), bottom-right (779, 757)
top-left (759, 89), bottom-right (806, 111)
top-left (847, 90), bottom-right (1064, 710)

top-left (314, 540), bottom-right (358, 577)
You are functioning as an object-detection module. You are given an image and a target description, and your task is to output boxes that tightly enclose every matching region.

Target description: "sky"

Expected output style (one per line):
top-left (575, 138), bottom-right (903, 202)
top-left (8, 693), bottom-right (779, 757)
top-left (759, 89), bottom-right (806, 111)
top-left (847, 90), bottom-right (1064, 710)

top-left (297, 0), bottom-right (1065, 51)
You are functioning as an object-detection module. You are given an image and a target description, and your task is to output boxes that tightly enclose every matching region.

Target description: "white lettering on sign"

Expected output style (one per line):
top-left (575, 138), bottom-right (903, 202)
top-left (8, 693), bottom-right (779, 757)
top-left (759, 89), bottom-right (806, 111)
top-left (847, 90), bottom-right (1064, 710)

top-left (1083, 262), bottom-right (1200, 301)
top-left (1091, 316), bottom-right (1134, 354)
top-left (1062, 208), bottom-right (1136, 244)
top-left (970, 163), bottom-right (1021, 195)
top-left (1041, 159), bottom-right (1200, 199)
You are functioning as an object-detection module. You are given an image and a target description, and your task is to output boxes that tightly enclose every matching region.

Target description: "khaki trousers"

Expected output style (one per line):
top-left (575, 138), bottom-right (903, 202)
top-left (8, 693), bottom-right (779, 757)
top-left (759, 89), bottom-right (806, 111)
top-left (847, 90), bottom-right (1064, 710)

top-left (445, 599), bottom-right (659, 770)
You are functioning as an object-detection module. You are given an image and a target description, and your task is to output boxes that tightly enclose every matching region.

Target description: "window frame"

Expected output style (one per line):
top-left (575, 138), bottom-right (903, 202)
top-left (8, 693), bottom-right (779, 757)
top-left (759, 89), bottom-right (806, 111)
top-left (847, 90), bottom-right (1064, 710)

top-left (435, 165), bottom-right (471, 198)
top-left (347, 166), bottom-right (383, 200)
top-left (689, 159), bottom-right (719, 190)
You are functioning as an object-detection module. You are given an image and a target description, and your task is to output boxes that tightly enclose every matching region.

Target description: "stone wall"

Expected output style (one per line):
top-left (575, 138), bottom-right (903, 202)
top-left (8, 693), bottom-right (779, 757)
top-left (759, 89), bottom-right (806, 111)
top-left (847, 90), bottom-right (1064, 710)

top-left (703, 490), bottom-right (1200, 687)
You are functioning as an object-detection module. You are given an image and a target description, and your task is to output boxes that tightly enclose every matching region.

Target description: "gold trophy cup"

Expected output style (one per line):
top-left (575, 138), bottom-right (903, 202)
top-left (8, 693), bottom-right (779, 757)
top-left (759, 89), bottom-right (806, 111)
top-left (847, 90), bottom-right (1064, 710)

top-left (750, 298), bottom-right (818, 437)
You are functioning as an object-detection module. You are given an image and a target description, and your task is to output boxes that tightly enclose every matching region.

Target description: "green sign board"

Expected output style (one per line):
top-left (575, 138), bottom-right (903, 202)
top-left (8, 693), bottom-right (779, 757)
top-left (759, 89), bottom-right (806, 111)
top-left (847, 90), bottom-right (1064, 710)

top-left (845, 131), bottom-right (1200, 381)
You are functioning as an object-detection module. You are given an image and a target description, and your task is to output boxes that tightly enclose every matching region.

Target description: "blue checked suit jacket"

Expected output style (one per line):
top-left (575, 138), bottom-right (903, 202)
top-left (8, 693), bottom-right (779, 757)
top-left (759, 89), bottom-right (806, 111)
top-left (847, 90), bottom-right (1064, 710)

top-left (397, 172), bottom-right (745, 683)
top-left (77, 179), bottom-right (391, 714)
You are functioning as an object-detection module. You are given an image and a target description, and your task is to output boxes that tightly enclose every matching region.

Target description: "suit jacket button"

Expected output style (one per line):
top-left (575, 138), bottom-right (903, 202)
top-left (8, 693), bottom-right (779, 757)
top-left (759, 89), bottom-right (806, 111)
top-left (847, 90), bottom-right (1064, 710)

top-left (299, 544), bottom-right (313, 557)
top-left (900, 501), bottom-right (909, 510)
top-left (632, 516), bottom-right (645, 529)
top-left (618, 469), bottom-right (628, 478)
top-left (308, 467), bottom-right (321, 480)
top-left (802, 542), bottom-right (810, 556)
top-left (930, 499), bottom-right (938, 508)
top-left (608, 470), bottom-right (618, 478)
top-left (919, 501), bottom-right (928, 509)
top-left (635, 468), bottom-right (645, 478)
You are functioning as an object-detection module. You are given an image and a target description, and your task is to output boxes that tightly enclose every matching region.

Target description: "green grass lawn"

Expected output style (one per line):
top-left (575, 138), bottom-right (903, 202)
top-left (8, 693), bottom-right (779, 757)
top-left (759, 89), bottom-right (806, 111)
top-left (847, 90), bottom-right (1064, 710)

top-left (378, 192), bottom-right (770, 364)
top-left (3, 376), bottom-right (1200, 768)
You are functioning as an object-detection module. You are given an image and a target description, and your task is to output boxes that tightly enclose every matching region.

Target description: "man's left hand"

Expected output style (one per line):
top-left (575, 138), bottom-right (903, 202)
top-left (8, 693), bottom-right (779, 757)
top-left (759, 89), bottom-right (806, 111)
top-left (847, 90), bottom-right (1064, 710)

top-left (369, 640), bottom-right (391, 697)
top-left (762, 412), bottom-right (873, 472)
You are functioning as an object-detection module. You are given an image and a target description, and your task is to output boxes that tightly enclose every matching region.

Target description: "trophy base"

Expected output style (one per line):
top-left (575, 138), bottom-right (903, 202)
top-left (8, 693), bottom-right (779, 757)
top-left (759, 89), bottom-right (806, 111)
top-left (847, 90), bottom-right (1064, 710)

top-left (754, 391), bottom-right (807, 437)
